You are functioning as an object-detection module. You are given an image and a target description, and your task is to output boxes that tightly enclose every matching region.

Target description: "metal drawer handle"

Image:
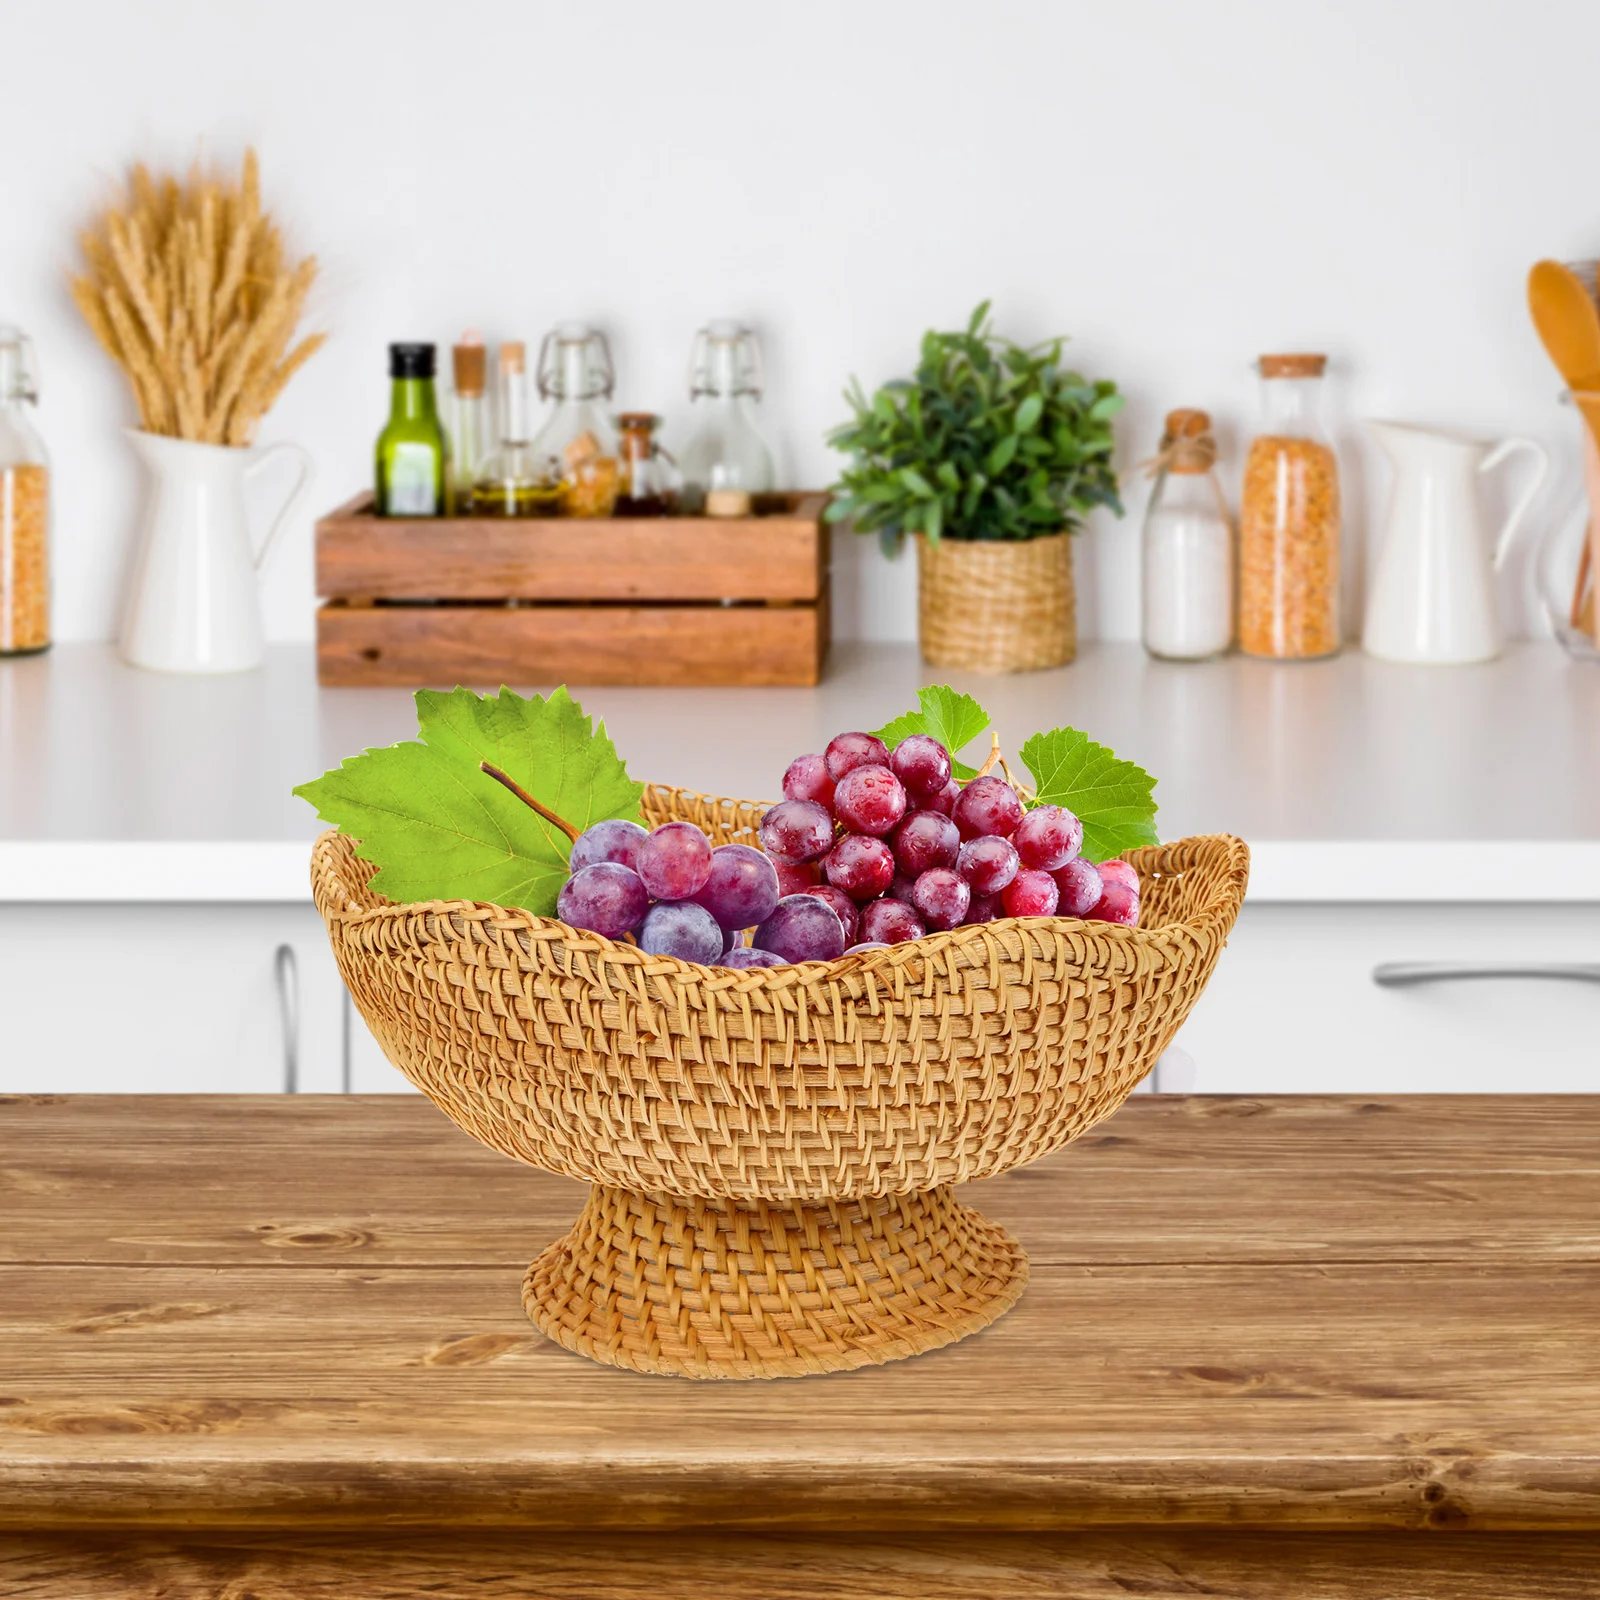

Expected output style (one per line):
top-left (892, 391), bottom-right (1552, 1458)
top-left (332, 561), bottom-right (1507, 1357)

top-left (274, 944), bottom-right (300, 1094)
top-left (1374, 962), bottom-right (1600, 989)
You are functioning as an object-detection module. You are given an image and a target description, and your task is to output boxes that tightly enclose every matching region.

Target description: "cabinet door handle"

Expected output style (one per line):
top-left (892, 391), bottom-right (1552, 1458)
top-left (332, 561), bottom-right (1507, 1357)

top-left (1373, 961), bottom-right (1600, 988)
top-left (274, 944), bottom-right (300, 1094)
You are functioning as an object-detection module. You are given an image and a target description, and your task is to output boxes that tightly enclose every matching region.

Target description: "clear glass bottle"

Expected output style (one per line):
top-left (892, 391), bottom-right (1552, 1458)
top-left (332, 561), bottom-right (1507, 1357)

top-left (1239, 353), bottom-right (1341, 659)
top-left (615, 412), bottom-right (678, 516)
top-left (1141, 408), bottom-right (1233, 661)
top-left (375, 342), bottom-right (446, 517)
top-left (445, 332), bottom-right (491, 514)
top-left (0, 326), bottom-right (49, 655)
top-left (531, 323), bottom-right (620, 518)
top-left (472, 342), bottom-right (562, 517)
top-left (680, 321), bottom-right (775, 516)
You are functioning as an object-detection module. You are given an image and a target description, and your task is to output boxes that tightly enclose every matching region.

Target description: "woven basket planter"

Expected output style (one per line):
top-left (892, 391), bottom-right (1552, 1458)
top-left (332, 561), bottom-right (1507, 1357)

top-left (917, 531), bottom-right (1077, 673)
top-left (311, 785), bottom-right (1248, 1380)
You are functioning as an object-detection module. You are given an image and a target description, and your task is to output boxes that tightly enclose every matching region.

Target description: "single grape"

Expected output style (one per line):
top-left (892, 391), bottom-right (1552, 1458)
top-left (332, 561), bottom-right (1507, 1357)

top-left (719, 947), bottom-right (789, 969)
top-left (824, 833), bottom-right (896, 901)
top-left (957, 834), bottom-right (1020, 895)
top-left (892, 810), bottom-right (960, 877)
top-left (638, 899), bottom-right (726, 963)
top-left (824, 730), bottom-right (891, 782)
top-left (1002, 868), bottom-right (1061, 919)
top-left (1013, 805), bottom-right (1084, 872)
top-left (952, 777), bottom-right (1025, 841)
top-left (844, 941), bottom-right (891, 954)
top-left (556, 863), bottom-right (649, 940)
top-left (692, 843), bottom-right (780, 932)
top-left (963, 891), bottom-right (1002, 925)
top-left (753, 894), bottom-right (847, 963)
top-left (911, 867), bottom-right (970, 931)
top-left (806, 885), bottom-right (861, 946)
top-left (782, 752), bottom-right (836, 809)
top-left (1086, 878), bottom-right (1140, 927)
top-left (858, 897), bottom-right (926, 945)
top-left (832, 764), bottom-right (908, 836)
top-left (569, 818), bottom-right (649, 874)
top-left (775, 859), bottom-right (823, 895)
top-left (1097, 860), bottom-right (1141, 895)
top-left (636, 821), bottom-right (714, 900)
top-left (1052, 858), bottom-right (1104, 918)
top-left (757, 798), bottom-right (835, 864)
top-left (923, 778), bottom-right (962, 817)
top-left (887, 872), bottom-right (918, 904)
top-left (890, 734), bottom-right (952, 798)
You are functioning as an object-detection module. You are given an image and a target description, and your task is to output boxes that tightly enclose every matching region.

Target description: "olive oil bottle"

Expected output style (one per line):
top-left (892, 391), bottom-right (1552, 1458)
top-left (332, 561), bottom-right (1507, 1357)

top-left (375, 343), bottom-right (446, 517)
top-left (471, 342), bottom-right (562, 516)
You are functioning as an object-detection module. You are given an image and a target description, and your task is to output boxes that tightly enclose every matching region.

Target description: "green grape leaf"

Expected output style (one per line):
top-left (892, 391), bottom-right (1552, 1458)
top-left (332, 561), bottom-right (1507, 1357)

top-left (873, 685), bottom-right (992, 780)
top-left (293, 686), bottom-right (644, 915)
top-left (1019, 727), bottom-right (1159, 862)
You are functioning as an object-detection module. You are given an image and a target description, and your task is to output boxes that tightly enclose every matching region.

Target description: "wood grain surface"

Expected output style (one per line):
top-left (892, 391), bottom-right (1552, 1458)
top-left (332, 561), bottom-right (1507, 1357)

top-left (1, 1094), bottom-right (1596, 1594)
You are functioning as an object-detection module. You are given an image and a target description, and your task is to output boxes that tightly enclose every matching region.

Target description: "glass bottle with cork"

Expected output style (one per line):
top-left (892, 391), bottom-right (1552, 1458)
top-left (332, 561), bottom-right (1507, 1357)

top-left (0, 325), bottom-right (49, 655)
top-left (1238, 353), bottom-right (1341, 659)
top-left (472, 342), bottom-right (562, 516)
top-left (445, 333), bottom-right (491, 514)
top-left (615, 413), bottom-right (677, 516)
top-left (375, 342), bottom-right (447, 517)
top-left (530, 324), bottom-right (620, 518)
top-left (680, 321), bottom-right (775, 516)
top-left (1140, 408), bottom-right (1233, 661)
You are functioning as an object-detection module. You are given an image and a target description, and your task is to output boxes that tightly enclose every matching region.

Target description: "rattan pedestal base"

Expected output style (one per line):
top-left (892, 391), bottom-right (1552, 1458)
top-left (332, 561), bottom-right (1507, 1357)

top-left (523, 1183), bottom-right (1029, 1380)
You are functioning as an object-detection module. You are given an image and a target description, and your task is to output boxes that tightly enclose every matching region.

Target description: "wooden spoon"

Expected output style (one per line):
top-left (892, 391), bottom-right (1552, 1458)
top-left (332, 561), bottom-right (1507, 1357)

top-left (1528, 260), bottom-right (1600, 391)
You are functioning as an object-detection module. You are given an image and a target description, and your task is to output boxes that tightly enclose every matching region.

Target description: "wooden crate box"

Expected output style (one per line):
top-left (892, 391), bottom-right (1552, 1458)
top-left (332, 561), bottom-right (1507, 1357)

top-left (315, 492), bottom-right (830, 687)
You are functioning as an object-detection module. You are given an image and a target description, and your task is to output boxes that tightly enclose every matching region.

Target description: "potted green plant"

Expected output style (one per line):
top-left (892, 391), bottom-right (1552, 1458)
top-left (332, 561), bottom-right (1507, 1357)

top-left (826, 303), bottom-right (1124, 672)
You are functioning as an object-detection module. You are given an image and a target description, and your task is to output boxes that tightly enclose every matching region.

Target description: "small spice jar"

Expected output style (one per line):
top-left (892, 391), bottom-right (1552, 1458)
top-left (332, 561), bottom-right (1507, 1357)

top-left (1239, 354), bottom-right (1341, 659)
top-left (1141, 408), bottom-right (1233, 660)
top-left (0, 326), bottom-right (49, 656)
top-left (614, 413), bottom-right (677, 517)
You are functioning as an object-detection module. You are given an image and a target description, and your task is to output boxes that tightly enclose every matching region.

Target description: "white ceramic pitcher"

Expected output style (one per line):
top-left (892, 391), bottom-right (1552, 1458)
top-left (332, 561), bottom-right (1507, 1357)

top-left (121, 430), bottom-right (313, 674)
top-left (1363, 421), bottom-right (1548, 665)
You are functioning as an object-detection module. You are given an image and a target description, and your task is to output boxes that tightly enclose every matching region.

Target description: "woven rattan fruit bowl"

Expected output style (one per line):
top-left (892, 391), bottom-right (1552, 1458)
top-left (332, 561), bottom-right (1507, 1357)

top-left (311, 781), bottom-right (1248, 1381)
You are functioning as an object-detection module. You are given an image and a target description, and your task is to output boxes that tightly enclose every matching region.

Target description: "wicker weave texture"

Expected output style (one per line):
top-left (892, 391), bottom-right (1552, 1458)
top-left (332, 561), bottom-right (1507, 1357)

top-left (310, 791), bottom-right (1248, 1206)
top-left (917, 532), bottom-right (1077, 672)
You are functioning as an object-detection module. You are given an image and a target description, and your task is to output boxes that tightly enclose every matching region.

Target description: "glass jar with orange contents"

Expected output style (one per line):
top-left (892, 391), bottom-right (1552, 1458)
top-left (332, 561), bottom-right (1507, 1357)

top-left (0, 326), bottom-right (49, 657)
top-left (1239, 353), bottom-right (1341, 659)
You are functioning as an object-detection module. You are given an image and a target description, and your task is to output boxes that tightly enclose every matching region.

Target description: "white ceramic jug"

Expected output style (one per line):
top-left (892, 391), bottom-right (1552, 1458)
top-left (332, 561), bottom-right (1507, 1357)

top-left (121, 430), bottom-right (313, 674)
top-left (1363, 421), bottom-right (1548, 665)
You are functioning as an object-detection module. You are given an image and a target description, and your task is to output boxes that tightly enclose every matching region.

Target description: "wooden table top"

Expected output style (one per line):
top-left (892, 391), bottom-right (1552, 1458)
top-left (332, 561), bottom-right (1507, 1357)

top-left (2, 1092), bottom-right (1598, 1543)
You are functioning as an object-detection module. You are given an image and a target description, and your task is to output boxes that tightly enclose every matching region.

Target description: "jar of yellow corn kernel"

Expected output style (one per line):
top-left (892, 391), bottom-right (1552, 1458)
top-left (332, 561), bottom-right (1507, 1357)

top-left (0, 326), bottom-right (49, 657)
top-left (1239, 353), bottom-right (1341, 659)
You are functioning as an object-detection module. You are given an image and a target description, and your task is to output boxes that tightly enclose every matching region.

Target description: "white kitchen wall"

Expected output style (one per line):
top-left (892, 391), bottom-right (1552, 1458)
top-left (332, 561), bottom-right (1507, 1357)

top-left (1, 0), bottom-right (1596, 647)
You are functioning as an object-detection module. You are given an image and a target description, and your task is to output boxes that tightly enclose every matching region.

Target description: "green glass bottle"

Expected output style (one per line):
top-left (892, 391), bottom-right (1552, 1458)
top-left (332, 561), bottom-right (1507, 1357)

top-left (375, 343), bottom-right (446, 516)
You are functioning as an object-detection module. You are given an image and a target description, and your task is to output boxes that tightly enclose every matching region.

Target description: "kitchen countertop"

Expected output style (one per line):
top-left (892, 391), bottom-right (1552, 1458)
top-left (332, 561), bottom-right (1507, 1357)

top-left (3, 1093), bottom-right (1597, 1596)
top-left (1, 640), bottom-right (1598, 903)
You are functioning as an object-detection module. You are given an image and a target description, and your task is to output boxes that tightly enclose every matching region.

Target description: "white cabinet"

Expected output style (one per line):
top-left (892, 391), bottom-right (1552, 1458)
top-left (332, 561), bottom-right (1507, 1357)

top-left (0, 904), bottom-right (347, 1093)
top-left (1172, 902), bottom-right (1600, 1094)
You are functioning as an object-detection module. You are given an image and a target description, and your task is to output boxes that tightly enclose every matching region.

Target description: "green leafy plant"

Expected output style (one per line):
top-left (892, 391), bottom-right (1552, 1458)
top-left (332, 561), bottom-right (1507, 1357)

top-left (825, 301), bottom-right (1125, 550)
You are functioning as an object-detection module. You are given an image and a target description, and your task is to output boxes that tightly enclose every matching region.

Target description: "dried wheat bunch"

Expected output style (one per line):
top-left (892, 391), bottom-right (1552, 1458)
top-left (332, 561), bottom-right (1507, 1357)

top-left (70, 150), bottom-right (325, 447)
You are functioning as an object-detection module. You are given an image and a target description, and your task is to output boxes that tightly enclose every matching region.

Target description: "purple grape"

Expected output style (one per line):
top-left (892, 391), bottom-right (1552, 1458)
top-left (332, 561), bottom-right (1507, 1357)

top-left (953, 777), bottom-right (1025, 841)
top-left (806, 885), bottom-right (860, 945)
top-left (963, 891), bottom-right (1002, 925)
top-left (758, 799), bottom-right (835, 864)
top-left (1098, 860), bottom-right (1141, 894)
top-left (724, 924), bottom-right (748, 954)
top-left (753, 894), bottom-right (847, 963)
top-left (637, 821), bottom-right (713, 900)
top-left (825, 833), bottom-right (896, 900)
top-left (1002, 868), bottom-right (1060, 919)
top-left (957, 834), bottom-right (1020, 895)
top-left (1014, 805), bottom-right (1083, 872)
top-left (824, 731), bottom-right (891, 782)
top-left (924, 778), bottom-right (961, 817)
top-left (911, 867), bottom-right (970, 932)
top-left (638, 899), bottom-right (725, 963)
top-left (569, 818), bottom-right (649, 873)
top-left (832, 764), bottom-right (908, 836)
top-left (858, 897), bottom-right (926, 945)
top-left (844, 941), bottom-right (891, 954)
top-left (892, 810), bottom-right (960, 877)
top-left (775, 859), bottom-right (822, 894)
top-left (557, 863), bottom-right (649, 939)
top-left (1087, 861), bottom-right (1140, 927)
top-left (887, 872), bottom-right (918, 905)
top-left (719, 946), bottom-right (789, 969)
top-left (692, 843), bottom-right (780, 931)
top-left (783, 752), bottom-right (836, 809)
top-left (890, 734), bottom-right (952, 798)
top-left (1052, 858), bottom-right (1103, 918)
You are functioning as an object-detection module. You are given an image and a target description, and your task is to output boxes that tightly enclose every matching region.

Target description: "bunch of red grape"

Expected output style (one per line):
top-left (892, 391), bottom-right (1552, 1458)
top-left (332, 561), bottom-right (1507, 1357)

top-left (554, 728), bottom-right (1139, 966)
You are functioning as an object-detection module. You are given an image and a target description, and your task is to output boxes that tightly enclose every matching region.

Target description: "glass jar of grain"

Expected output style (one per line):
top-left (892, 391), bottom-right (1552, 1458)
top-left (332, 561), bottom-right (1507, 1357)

top-left (0, 326), bottom-right (49, 656)
top-left (1239, 353), bottom-right (1340, 659)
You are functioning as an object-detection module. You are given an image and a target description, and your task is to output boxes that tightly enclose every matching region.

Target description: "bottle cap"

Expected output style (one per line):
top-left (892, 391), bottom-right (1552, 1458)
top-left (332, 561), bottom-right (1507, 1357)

top-left (1258, 353), bottom-right (1327, 378)
top-left (617, 411), bottom-right (659, 429)
top-left (453, 334), bottom-right (486, 396)
top-left (1153, 408), bottom-right (1218, 475)
top-left (389, 342), bottom-right (436, 380)
top-left (499, 341), bottom-right (527, 376)
top-left (1164, 407), bottom-right (1211, 438)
